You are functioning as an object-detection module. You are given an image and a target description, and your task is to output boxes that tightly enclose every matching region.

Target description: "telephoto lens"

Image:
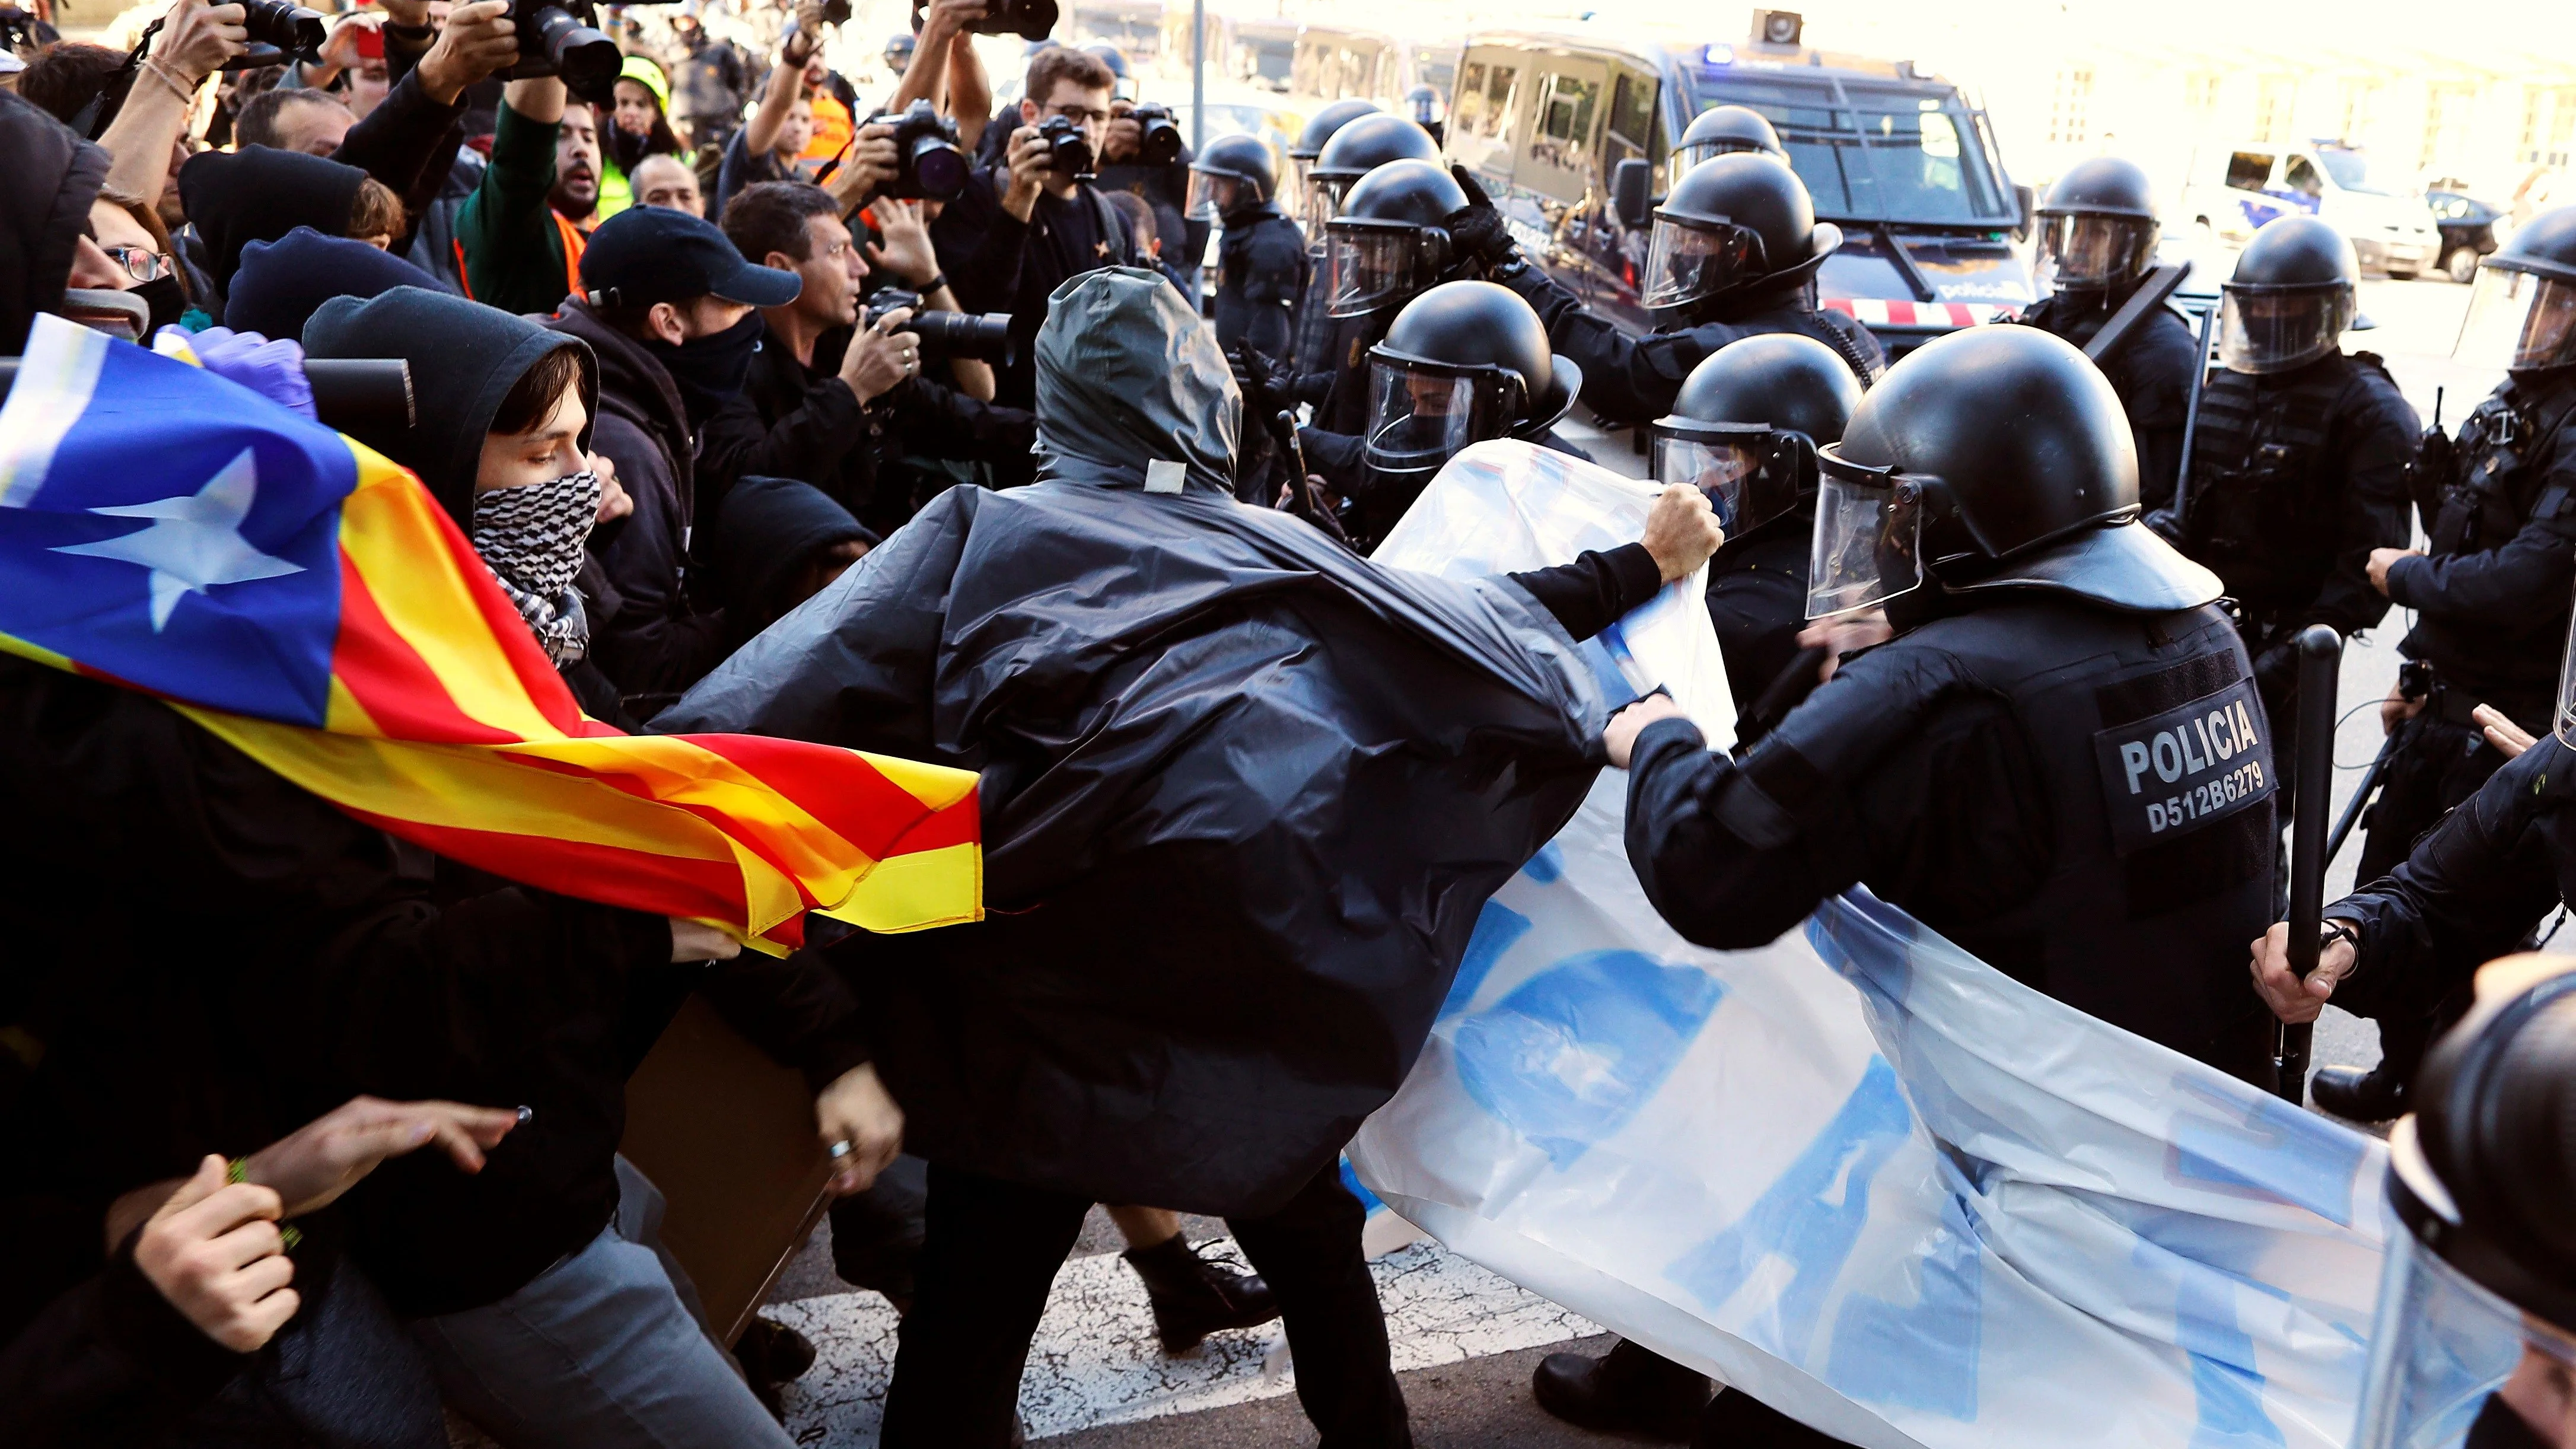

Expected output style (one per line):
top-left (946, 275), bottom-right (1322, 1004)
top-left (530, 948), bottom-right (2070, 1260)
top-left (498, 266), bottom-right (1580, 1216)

top-left (1038, 114), bottom-right (1093, 179)
top-left (240, 0), bottom-right (326, 57)
top-left (884, 100), bottom-right (967, 202)
top-left (511, 0), bottom-right (621, 98)
top-left (864, 289), bottom-right (1017, 367)
top-left (1129, 103), bottom-right (1184, 167)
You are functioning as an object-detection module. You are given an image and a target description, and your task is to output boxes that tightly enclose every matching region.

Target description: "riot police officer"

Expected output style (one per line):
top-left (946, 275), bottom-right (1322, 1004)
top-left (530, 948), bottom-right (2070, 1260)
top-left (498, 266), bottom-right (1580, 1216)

top-left (1302, 112), bottom-right (1440, 240)
top-left (1285, 159), bottom-right (1482, 434)
top-left (2016, 157), bottom-right (2203, 498)
top-left (2154, 215), bottom-right (2416, 821)
top-left (1282, 100), bottom-right (1386, 374)
top-left (2306, 206), bottom-right (2576, 1123)
top-left (1670, 104), bottom-right (1783, 170)
top-left (1652, 333), bottom-right (1862, 717)
top-left (1287, 98), bottom-right (1383, 210)
top-left (1450, 152), bottom-right (1884, 426)
top-left (1531, 329), bottom-right (1867, 1442)
top-left (1193, 133), bottom-right (1306, 358)
top-left (1296, 280), bottom-right (1584, 550)
top-left (1405, 84), bottom-right (1445, 146)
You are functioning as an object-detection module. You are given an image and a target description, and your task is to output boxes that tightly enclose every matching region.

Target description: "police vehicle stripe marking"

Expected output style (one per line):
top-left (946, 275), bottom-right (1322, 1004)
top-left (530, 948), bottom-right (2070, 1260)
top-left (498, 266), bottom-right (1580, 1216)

top-left (1822, 298), bottom-right (2004, 330)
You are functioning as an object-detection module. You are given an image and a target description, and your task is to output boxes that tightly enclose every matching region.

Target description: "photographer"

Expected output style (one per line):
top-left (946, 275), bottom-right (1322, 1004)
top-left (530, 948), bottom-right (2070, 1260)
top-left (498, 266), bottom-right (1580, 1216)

top-left (926, 44), bottom-right (1134, 418)
top-left (712, 5), bottom-right (854, 218)
top-left (709, 181), bottom-right (1034, 541)
top-left (1095, 94), bottom-right (1199, 296)
top-left (454, 73), bottom-right (592, 314)
top-left (883, 0), bottom-right (992, 149)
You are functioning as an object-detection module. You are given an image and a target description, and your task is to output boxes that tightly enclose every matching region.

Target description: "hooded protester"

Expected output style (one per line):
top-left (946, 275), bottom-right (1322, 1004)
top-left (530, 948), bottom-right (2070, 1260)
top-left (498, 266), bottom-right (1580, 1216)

top-left (546, 204), bottom-right (801, 713)
top-left (176, 145), bottom-right (412, 313)
top-left (712, 474), bottom-right (875, 647)
top-left (223, 225), bottom-right (432, 342)
top-left (0, 88), bottom-right (112, 351)
top-left (661, 266), bottom-right (1726, 1448)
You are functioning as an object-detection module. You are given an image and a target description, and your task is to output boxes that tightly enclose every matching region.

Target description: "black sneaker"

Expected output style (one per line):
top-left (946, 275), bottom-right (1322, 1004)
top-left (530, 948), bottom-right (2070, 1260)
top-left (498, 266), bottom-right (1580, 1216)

top-left (2311, 1062), bottom-right (2409, 1122)
top-left (1531, 1338), bottom-right (1711, 1441)
top-left (1119, 1235), bottom-right (1281, 1353)
top-left (735, 1316), bottom-right (818, 1421)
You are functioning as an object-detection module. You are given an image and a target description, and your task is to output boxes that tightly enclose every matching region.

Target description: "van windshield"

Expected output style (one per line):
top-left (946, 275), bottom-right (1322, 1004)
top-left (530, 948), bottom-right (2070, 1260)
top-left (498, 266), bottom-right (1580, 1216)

top-left (1679, 71), bottom-right (2011, 228)
top-left (2316, 147), bottom-right (2405, 198)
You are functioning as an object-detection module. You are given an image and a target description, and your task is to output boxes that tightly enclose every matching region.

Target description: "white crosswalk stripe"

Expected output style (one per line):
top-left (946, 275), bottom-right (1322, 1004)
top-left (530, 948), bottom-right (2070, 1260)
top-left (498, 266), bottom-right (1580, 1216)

top-left (768, 1237), bottom-right (1599, 1443)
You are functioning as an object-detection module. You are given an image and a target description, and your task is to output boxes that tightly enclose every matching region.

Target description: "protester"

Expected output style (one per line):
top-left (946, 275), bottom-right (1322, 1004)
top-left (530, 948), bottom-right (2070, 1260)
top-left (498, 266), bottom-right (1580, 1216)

top-left (224, 224), bottom-right (442, 342)
top-left (596, 55), bottom-right (685, 222)
top-left (629, 151), bottom-right (707, 215)
top-left (712, 473), bottom-right (876, 647)
top-left (234, 85), bottom-right (358, 155)
top-left (454, 75), bottom-right (592, 314)
top-left (714, 21), bottom-right (832, 219)
top-left (178, 147), bottom-right (412, 309)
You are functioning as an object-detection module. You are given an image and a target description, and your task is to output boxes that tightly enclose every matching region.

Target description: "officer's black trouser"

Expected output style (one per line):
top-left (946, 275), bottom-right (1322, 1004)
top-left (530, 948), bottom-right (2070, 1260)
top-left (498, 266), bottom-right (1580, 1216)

top-left (877, 1159), bottom-right (1409, 1449)
top-left (2349, 707), bottom-right (2521, 1085)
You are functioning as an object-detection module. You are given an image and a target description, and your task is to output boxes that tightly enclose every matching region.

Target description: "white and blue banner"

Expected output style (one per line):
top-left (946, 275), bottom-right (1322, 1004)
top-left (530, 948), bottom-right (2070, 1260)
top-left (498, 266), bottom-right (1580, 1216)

top-left (1355, 442), bottom-right (2392, 1449)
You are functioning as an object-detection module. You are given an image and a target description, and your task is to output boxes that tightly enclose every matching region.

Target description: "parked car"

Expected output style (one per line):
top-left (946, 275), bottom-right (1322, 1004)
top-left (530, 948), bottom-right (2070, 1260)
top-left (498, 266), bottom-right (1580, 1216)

top-left (2426, 189), bottom-right (2504, 284)
top-left (2178, 141), bottom-right (2440, 279)
top-left (1446, 20), bottom-right (2034, 359)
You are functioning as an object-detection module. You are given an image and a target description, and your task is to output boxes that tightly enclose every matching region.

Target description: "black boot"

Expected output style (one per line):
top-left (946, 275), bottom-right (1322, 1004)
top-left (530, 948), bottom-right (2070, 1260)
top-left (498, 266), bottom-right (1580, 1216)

top-left (1120, 1234), bottom-right (1281, 1352)
top-left (2310, 1062), bottom-right (2409, 1122)
top-left (1531, 1338), bottom-right (1712, 1441)
top-left (735, 1314), bottom-right (819, 1421)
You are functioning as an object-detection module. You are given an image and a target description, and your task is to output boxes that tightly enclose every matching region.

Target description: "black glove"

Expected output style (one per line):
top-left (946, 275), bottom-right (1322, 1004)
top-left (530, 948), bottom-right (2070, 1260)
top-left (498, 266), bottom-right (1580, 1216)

top-left (1229, 342), bottom-right (1288, 409)
top-left (1444, 164), bottom-right (1520, 270)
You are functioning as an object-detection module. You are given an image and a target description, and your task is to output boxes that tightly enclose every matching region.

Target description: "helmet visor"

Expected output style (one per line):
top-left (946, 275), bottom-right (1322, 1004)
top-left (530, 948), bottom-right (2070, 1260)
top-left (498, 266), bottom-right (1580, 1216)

top-left (2218, 284), bottom-right (2355, 374)
top-left (2034, 213), bottom-right (2159, 293)
top-left (1652, 427), bottom-right (1805, 536)
top-left (1327, 225), bottom-right (1426, 317)
top-left (2455, 266), bottom-right (2576, 374)
top-left (1641, 216), bottom-right (1767, 311)
top-left (2352, 1190), bottom-right (2576, 1449)
top-left (1807, 454), bottom-right (1922, 619)
top-left (1363, 361), bottom-right (1510, 481)
top-left (1301, 175), bottom-right (1348, 247)
top-left (1188, 170), bottom-right (1256, 220)
top-left (1672, 138), bottom-right (1767, 172)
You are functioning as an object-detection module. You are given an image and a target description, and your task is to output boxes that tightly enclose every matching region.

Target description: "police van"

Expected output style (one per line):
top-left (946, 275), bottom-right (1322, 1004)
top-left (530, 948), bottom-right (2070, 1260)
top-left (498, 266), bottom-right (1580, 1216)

top-left (2178, 140), bottom-right (2441, 279)
top-left (1446, 13), bottom-right (2035, 358)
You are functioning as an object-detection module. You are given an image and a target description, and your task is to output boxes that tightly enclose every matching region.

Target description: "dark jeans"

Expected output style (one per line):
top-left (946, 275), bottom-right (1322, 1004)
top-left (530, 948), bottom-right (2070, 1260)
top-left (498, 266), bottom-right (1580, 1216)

top-left (878, 1160), bottom-right (1409, 1449)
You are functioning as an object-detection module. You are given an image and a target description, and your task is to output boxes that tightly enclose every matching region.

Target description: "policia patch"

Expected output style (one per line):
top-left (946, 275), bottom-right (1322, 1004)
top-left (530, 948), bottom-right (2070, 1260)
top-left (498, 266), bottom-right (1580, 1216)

top-left (2091, 678), bottom-right (2276, 855)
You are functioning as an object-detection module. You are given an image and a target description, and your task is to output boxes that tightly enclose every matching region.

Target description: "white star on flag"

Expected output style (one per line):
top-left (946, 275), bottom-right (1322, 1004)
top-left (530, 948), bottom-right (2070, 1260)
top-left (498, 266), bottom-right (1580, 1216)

top-left (53, 447), bottom-right (305, 630)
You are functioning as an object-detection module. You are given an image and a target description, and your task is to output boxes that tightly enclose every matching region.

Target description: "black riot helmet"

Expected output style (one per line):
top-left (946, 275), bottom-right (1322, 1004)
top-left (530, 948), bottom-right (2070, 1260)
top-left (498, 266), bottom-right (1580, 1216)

top-left (1187, 132), bottom-right (1277, 221)
top-left (2034, 157), bottom-right (2161, 295)
top-left (1809, 326), bottom-right (2219, 619)
top-left (1082, 42), bottom-right (1132, 94)
top-left (2457, 204), bottom-right (2576, 374)
top-left (1292, 98), bottom-right (1381, 163)
top-left (884, 32), bottom-right (916, 75)
top-left (1305, 114), bottom-right (1440, 240)
top-left (2218, 216), bottom-right (2359, 375)
top-left (1362, 281), bottom-right (1582, 485)
top-left (1405, 85), bottom-right (1444, 130)
top-left (2353, 956), bottom-right (2576, 1449)
top-left (1324, 160), bottom-right (1466, 318)
top-left (1641, 153), bottom-right (1840, 319)
top-left (1671, 104), bottom-right (1784, 172)
top-left (1651, 333), bottom-right (1859, 537)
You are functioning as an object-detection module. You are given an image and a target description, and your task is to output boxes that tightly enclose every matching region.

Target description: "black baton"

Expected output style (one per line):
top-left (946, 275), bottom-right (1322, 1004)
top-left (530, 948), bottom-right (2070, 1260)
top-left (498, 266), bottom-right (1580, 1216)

top-left (2277, 625), bottom-right (2342, 1104)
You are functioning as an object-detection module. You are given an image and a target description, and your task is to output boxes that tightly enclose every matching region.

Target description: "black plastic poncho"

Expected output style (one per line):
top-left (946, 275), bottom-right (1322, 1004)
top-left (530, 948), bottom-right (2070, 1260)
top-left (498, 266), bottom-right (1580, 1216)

top-left (661, 268), bottom-right (1603, 1212)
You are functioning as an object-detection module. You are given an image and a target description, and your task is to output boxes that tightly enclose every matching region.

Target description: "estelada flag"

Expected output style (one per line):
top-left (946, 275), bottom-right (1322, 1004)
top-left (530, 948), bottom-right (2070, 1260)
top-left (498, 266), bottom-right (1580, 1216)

top-left (0, 314), bottom-right (978, 952)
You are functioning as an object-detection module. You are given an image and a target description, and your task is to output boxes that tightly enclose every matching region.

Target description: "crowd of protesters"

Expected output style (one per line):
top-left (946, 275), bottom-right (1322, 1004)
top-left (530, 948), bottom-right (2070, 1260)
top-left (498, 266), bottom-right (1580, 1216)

top-left (0, 0), bottom-right (1353, 1442)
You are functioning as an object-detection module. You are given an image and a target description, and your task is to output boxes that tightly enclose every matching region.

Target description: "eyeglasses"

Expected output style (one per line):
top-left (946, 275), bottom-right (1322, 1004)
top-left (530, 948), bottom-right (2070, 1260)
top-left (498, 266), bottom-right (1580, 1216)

top-left (103, 245), bottom-right (174, 284)
top-left (1043, 103), bottom-right (1110, 125)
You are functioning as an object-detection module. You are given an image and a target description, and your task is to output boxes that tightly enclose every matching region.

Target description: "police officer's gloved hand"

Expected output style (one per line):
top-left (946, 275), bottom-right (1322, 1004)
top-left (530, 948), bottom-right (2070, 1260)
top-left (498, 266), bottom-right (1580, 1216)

top-left (1444, 164), bottom-right (1521, 272)
top-left (1229, 343), bottom-right (1288, 408)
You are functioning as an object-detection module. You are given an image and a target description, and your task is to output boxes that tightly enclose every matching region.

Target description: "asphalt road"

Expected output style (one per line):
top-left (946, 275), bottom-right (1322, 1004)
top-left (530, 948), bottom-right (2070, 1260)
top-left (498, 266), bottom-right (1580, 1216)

top-left (752, 272), bottom-right (2552, 1449)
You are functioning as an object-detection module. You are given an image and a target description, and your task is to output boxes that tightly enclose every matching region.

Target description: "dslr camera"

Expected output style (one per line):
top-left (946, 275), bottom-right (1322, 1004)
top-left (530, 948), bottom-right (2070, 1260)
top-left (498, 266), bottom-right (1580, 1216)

top-left (907, 0), bottom-right (1056, 40)
top-left (877, 100), bottom-right (967, 202)
top-left (240, 0), bottom-right (326, 60)
top-left (505, 0), bottom-right (623, 101)
top-left (862, 289), bottom-right (1016, 368)
top-left (1037, 114), bottom-right (1094, 179)
top-left (1125, 102), bottom-right (1184, 167)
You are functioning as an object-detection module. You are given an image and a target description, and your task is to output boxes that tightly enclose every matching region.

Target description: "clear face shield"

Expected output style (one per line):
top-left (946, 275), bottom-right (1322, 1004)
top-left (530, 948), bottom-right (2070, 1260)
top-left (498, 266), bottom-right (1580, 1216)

top-left (1640, 214), bottom-right (1769, 312)
top-left (1301, 174), bottom-right (1351, 247)
top-left (2034, 212), bottom-right (2160, 294)
top-left (2456, 267), bottom-right (2576, 374)
top-left (1651, 422), bottom-right (1807, 537)
top-left (2353, 1123), bottom-right (2576, 1449)
top-left (1187, 170), bottom-right (1255, 221)
top-left (1362, 359), bottom-right (1516, 483)
top-left (2218, 282), bottom-right (2357, 374)
top-left (1326, 222), bottom-right (1433, 318)
top-left (1807, 451), bottom-right (1924, 619)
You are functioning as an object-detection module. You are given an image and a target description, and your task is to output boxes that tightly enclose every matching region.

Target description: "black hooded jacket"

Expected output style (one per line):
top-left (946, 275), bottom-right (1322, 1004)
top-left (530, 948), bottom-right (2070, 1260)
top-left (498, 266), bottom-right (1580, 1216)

top-left (714, 474), bottom-right (872, 647)
top-left (0, 90), bottom-right (108, 352)
top-left (177, 146), bottom-right (370, 309)
top-left (546, 299), bottom-right (732, 711)
top-left (661, 270), bottom-right (1635, 1214)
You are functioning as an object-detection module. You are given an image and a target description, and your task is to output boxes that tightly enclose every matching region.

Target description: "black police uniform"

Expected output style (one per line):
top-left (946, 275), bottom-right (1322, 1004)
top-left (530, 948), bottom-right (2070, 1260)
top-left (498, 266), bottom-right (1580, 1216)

top-left (2365, 367), bottom-right (2576, 881)
top-left (1500, 266), bottom-right (1884, 425)
top-left (2165, 351), bottom-right (2416, 807)
top-left (2019, 289), bottom-right (2202, 507)
top-left (1705, 505), bottom-right (1814, 718)
top-left (1212, 200), bottom-right (1307, 357)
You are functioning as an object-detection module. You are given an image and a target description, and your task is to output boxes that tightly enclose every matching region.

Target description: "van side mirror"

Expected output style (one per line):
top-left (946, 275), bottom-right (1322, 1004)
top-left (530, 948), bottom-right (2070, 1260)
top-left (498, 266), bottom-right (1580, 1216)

top-left (1612, 158), bottom-right (1653, 231)
top-left (2014, 183), bottom-right (2036, 242)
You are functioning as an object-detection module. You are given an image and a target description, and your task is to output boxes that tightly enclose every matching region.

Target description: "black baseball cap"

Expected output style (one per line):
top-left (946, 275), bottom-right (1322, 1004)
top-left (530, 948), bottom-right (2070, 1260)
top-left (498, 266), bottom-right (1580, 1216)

top-left (578, 204), bottom-right (802, 310)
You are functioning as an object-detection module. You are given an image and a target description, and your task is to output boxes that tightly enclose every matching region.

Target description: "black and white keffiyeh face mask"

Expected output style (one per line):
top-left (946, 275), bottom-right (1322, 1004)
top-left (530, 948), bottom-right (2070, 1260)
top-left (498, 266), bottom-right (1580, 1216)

top-left (472, 470), bottom-right (602, 665)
